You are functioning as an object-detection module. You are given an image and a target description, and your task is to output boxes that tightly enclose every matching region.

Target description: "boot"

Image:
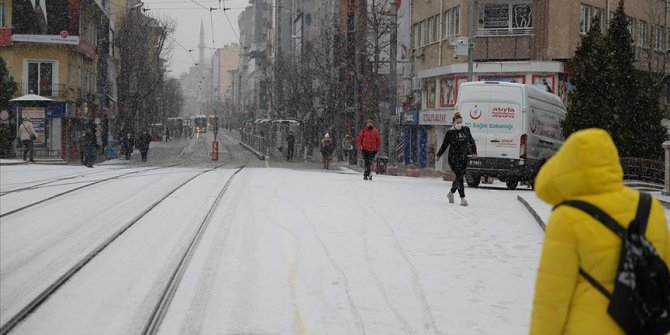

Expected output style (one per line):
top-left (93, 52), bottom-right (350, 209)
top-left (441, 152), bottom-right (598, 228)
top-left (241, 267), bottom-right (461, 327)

top-left (447, 192), bottom-right (454, 203)
top-left (460, 198), bottom-right (468, 206)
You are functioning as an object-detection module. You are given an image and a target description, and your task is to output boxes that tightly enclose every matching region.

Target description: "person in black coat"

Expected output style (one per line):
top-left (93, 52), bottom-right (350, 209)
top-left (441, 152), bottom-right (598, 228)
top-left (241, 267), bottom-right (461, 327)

top-left (137, 130), bottom-right (152, 162)
top-left (436, 112), bottom-right (477, 206)
top-left (286, 132), bottom-right (295, 160)
top-left (82, 123), bottom-right (97, 168)
top-left (121, 132), bottom-right (134, 160)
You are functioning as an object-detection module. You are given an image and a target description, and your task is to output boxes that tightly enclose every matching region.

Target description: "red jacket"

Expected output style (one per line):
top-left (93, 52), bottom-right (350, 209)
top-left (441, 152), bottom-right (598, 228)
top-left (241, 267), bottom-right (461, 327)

top-left (357, 127), bottom-right (381, 152)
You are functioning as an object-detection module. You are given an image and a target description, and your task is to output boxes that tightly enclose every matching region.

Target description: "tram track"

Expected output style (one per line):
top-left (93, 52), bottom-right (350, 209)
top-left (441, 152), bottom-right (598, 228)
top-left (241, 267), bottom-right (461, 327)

top-left (0, 154), bottom-right (247, 335)
top-left (0, 164), bottom-right (183, 219)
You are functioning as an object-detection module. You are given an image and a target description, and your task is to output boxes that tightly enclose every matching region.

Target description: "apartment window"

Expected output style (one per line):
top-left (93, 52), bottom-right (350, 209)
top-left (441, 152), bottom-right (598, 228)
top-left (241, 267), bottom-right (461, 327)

top-left (420, 20), bottom-right (427, 45)
top-left (479, 3), bottom-right (532, 36)
top-left (433, 15), bottom-right (440, 41)
top-left (27, 61), bottom-right (54, 96)
top-left (639, 20), bottom-right (647, 47)
top-left (580, 5), bottom-right (591, 34)
top-left (655, 25), bottom-right (662, 51)
top-left (443, 6), bottom-right (460, 39)
top-left (592, 8), bottom-right (603, 31)
top-left (628, 17), bottom-right (636, 41)
top-left (413, 23), bottom-right (421, 49)
top-left (428, 17), bottom-right (435, 42)
top-left (0, 2), bottom-right (5, 27)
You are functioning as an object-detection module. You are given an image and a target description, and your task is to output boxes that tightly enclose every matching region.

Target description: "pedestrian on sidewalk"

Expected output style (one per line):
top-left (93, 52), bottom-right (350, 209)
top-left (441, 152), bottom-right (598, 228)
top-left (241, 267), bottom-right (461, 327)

top-left (137, 129), bottom-right (151, 162)
top-left (82, 123), bottom-right (97, 168)
top-left (122, 132), bottom-right (134, 160)
top-left (357, 119), bottom-right (381, 180)
top-left (529, 128), bottom-right (670, 335)
top-left (436, 111), bottom-right (477, 206)
top-left (320, 133), bottom-right (335, 169)
top-left (286, 131), bottom-right (295, 161)
top-left (18, 118), bottom-right (37, 162)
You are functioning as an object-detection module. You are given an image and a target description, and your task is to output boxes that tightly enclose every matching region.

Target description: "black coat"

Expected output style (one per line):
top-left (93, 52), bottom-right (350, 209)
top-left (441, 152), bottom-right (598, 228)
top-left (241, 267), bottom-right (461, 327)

top-left (137, 132), bottom-right (151, 151)
top-left (436, 126), bottom-right (477, 174)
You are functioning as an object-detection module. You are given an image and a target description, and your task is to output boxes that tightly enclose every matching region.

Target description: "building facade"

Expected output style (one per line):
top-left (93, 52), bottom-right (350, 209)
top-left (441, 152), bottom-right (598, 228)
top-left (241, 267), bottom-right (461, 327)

top-left (410, 0), bottom-right (669, 170)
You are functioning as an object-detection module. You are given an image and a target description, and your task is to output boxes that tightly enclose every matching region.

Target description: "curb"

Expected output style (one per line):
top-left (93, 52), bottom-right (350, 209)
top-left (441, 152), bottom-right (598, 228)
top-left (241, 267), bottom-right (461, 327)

top-left (517, 195), bottom-right (546, 231)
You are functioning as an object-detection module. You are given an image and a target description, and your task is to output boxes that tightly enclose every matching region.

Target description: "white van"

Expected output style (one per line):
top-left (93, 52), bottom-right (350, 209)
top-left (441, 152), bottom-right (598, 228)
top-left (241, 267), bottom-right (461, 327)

top-left (456, 81), bottom-right (566, 190)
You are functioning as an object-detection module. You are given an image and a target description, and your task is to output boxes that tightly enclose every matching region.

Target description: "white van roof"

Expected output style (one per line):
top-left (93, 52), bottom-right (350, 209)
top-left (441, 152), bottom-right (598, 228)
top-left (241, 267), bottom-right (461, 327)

top-left (460, 81), bottom-right (565, 109)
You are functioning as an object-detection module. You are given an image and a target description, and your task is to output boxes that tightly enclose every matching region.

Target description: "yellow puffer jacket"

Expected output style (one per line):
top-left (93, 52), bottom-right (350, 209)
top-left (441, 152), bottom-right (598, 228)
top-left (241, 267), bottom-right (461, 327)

top-left (529, 128), bottom-right (670, 335)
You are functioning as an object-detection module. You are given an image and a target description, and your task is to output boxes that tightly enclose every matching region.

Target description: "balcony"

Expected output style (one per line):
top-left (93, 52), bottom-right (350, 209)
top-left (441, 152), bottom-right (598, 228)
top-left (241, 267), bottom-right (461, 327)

top-left (17, 83), bottom-right (76, 100)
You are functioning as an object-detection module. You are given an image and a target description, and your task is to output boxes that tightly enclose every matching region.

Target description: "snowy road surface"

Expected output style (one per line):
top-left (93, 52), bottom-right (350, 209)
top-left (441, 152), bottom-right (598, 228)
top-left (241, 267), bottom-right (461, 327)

top-left (0, 134), bottom-right (586, 334)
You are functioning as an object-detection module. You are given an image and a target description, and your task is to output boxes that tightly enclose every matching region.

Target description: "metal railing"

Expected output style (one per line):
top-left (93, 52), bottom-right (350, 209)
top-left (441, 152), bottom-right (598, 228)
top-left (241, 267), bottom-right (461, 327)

top-left (241, 131), bottom-right (267, 156)
top-left (17, 83), bottom-right (73, 98)
top-left (621, 156), bottom-right (664, 184)
top-left (477, 27), bottom-right (533, 36)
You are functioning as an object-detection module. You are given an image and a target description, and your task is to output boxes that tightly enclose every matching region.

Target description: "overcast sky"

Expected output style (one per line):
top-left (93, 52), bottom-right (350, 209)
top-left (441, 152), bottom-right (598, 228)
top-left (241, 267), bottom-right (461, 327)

top-left (141, 0), bottom-right (248, 77)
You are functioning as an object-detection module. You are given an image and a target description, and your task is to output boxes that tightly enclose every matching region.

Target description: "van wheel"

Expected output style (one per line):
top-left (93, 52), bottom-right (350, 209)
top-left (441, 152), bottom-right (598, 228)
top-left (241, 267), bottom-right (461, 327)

top-left (506, 179), bottom-right (519, 190)
top-left (466, 174), bottom-right (481, 187)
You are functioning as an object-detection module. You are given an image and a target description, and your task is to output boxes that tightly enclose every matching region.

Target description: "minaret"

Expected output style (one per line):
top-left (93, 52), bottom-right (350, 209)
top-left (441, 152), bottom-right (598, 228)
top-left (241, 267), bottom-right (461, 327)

top-left (198, 20), bottom-right (205, 66)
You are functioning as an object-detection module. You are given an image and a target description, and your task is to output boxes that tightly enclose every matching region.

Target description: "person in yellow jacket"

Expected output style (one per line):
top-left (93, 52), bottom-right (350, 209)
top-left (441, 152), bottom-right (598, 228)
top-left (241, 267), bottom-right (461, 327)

top-left (529, 128), bottom-right (670, 335)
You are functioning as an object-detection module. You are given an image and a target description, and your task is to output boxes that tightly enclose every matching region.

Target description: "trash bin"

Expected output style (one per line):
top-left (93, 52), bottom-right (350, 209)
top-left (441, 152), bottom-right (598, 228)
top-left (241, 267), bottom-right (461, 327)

top-left (376, 156), bottom-right (388, 175)
top-left (106, 147), bottom-right (119, 159)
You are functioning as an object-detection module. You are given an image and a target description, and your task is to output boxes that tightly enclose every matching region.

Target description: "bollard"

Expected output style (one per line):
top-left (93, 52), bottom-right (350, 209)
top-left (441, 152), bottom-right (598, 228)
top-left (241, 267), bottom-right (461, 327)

top-left (211, 140), bottom-right (219, 161)
top-left (663, 141), bottom-right (670, 195)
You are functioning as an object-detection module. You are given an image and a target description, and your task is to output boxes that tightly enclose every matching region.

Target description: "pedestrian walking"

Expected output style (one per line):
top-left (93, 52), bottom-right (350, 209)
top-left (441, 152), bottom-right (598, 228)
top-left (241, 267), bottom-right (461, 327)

top-left (286, 131), bottom-right (295, 161)
top-left (342, 134), bottom-right (354, 163)
top-left (357, 119), bottom-right (381, 180)
top-left (121, 132), bottom-right (134, 160)
top-left (320, 133), bottom-right (335, 169)
top-left (82, 123), bottom-right (97, 168)
top-left (529, 128), bottom-right (670, 335)
top-left (436, 112), bottom-right (477, 206)
top-left (18, 118), bottom-right (37, 162)
top-left (137, 130), bottom-right (151, 162)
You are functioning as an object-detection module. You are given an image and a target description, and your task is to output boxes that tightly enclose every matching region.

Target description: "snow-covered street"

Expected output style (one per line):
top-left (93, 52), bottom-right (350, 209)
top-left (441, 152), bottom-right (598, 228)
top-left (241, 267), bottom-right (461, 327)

top-left (1, 133), bottom-right (659, 335)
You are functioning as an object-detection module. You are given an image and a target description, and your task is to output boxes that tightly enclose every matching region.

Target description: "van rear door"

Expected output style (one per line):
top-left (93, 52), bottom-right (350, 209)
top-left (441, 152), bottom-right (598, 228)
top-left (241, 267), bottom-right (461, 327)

top-left (460, 84), bottom-right (524, 160)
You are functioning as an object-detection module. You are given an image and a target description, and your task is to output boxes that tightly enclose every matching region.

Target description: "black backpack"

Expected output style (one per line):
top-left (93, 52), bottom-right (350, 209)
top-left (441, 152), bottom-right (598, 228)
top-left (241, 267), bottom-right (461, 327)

top-left (556, 193), bottom-right (670, 335)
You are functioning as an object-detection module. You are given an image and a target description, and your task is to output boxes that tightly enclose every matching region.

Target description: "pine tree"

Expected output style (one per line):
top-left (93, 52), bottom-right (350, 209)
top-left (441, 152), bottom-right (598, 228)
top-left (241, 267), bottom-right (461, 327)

top-left (607, 0), bottom-right (665, 158)
top-left (561, 16), bottom-right (610, 137)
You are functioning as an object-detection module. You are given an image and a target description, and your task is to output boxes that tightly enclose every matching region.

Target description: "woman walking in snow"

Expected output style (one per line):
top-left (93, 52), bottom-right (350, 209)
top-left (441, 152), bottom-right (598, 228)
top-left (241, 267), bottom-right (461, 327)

top-left (436, 112), bottom-right (477, 206)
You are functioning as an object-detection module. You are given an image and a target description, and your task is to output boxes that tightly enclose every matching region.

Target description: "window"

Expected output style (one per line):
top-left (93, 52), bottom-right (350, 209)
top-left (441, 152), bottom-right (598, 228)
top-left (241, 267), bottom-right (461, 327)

top-left (592, 8), bottom-right (603, 31)
top-left (413, 23), bottom-right (421, 49)
top-left (27, 61), bottom-right (54, 96)
top-left (479, 3), bottom-right (532, 36)
top-left (628, 17), bottom-right (636, 41)
top-left (580, 5), bottom-right (591, 34)
top-left (0, 2), bottom-right (5, 27)
top-left (655, 25), bottom-right (662, 51)
top-left (639, 20), bottom-right (647, 47)
top-left (427, 17), bottom-right (435, 42)
top-left (420, 20), bottom-right (427, 45)
top-left (442, 6), bottom-right (461, 40)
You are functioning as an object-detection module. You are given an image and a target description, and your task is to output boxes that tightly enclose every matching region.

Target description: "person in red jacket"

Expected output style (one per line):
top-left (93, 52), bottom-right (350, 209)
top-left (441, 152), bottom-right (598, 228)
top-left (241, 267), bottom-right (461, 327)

top-left (357, 119), bottom-right (381, 180)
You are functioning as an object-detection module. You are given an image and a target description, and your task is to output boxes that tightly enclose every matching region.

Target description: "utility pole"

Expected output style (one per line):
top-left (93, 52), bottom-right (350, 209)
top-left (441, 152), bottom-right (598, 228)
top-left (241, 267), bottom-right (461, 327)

top-left (388, 0), bottom-right (398, 164)
top-left (467, 0), bottom-right (475, 81)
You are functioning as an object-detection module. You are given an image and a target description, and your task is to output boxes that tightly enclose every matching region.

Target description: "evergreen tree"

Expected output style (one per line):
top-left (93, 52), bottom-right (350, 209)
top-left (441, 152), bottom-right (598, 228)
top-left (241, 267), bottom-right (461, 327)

top-left (607, 0), bottom-right (665, 158)
top-left (561, 16), bottom-right (610, 137)
top-left (0, 57), bottom-right (17, 158)
top-left (563, 0), bottom-right (666, 159)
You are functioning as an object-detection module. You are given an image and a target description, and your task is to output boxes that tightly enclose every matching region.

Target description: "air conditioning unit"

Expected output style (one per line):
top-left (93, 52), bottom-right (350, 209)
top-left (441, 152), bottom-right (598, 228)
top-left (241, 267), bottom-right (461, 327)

top-left (412, 77), bottom-right (422, 92)
top-left (413, 47), bottom-right (424, 60)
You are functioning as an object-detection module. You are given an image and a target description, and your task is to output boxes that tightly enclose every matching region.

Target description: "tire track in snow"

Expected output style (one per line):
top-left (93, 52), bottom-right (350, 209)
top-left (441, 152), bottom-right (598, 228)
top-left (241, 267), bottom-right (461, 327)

top-left (368, 202), bottom-right (440, 335)
top-left (283, 193), bottom-right (366, 335)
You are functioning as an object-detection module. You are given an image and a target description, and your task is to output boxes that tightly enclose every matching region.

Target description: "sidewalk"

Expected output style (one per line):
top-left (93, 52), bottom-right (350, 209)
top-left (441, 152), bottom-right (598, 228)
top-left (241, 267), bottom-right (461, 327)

top-left (0, 158), bottom-right (67, 166)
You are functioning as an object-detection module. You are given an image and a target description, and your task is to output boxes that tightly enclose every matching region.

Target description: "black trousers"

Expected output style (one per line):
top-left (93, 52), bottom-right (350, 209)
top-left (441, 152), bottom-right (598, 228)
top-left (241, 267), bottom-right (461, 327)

top-left (362, 150), bottom-right (376, 176)
top-left (449, 160), bottom-right (468, 198)
top-left (22, 140), bottom-right (34, 161)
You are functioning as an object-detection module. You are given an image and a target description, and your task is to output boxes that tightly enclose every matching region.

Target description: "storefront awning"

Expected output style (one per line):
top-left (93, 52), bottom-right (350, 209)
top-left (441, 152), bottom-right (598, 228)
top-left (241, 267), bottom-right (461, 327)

top-left (10, 94), bottom-right (53, 102)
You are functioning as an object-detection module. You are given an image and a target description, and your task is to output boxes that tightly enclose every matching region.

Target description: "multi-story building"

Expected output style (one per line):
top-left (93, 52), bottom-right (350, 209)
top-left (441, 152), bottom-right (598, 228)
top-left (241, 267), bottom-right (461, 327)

top-left (212, 43), bottom-right (240, 125)
top-left (0, 0), bottom-right (118, 160)
top-left (409, 0), bottom-right (669, 170)
top-left (236, 0), bottom-right (269, 123)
